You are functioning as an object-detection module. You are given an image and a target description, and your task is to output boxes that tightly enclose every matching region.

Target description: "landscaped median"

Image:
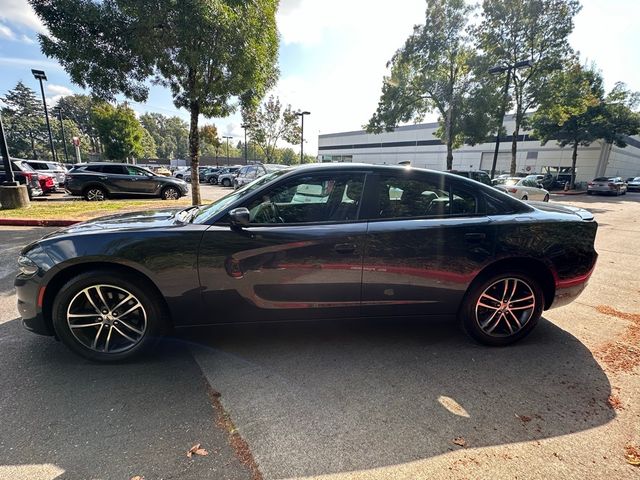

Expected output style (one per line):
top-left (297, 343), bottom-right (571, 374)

top-left (0, 198), bottom-right (199, 226)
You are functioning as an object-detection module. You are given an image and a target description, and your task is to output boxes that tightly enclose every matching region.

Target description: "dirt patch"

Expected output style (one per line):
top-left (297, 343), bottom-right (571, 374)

top-left (207, 387), bottom-right (263, 480)
top-left (594, 305), bottom-right (640, 374)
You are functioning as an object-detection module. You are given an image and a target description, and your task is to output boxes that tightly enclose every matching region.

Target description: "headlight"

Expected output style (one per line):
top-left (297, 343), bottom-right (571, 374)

top-left (18, 255), bottom-right (39, 276)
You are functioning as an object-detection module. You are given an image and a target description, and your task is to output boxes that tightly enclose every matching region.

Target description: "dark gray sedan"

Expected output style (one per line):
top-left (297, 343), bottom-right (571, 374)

top-left (65, 162), bottom-right (189, 200)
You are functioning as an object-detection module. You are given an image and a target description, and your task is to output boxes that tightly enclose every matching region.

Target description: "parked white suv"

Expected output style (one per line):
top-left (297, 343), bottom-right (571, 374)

top-left (25, 160), bottom-right (67, 189)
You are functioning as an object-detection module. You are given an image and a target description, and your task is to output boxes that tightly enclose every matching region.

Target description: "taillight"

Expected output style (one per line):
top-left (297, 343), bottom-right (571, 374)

top-left (507, 188), bottom-right (518, 193)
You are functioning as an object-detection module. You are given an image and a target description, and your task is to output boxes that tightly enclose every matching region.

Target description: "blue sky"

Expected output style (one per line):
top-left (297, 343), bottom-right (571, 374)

top-left (1, 0), bottom-right (639, 155)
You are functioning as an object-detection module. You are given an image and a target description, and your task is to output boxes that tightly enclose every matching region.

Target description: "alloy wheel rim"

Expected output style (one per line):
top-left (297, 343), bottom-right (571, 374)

top-left (66, 284), bottom-right (147, 353)
top-left (164, 188), bottom-right (179, 199)
top-left (475, 277), bottom-right (535, 337)
top-left (87, 189), bottom-right (104, 201)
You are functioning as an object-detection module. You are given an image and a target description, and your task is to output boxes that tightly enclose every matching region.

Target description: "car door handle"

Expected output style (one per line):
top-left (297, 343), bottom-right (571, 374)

top-left (334, 243), bottom-right (357, 254)
top-left (465, 232), bottom-right (486, 242)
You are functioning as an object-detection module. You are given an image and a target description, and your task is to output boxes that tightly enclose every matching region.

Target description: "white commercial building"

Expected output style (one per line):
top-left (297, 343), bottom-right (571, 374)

top-left (317, 115), bottom-right (640, 185)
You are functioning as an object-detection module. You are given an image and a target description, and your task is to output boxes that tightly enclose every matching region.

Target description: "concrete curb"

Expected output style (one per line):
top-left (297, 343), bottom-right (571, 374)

top-left (550, 191), bottom-right (587, 196)
top-left (0, 218), bottom-right (78, 227)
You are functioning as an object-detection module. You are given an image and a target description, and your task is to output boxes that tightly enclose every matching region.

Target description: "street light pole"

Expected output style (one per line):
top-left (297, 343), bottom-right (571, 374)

top-left (0, 113), bottom-right (16, 184)
top-left (222, 135), bottom-right (232, 166)
top-left (31, 69), bottom-right (56, 162)
top-left (487, 60), bottom-right (533, 179)
top-left (295, 111), bottom-right (310, 164)
top-left (240, 124), bottom-right (250, 164)
top-left (55, 107), bottom-right (69, 163)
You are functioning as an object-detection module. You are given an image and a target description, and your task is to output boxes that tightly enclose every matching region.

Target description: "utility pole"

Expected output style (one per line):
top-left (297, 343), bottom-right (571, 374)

top-left (241, 123), bottom-right (250, 164)
top-left (31, 69), bottom-right (57, 162)
top-left (295, 111), bottom-right (310, 164)
top-left (222, 135), bottom-right (232, 166)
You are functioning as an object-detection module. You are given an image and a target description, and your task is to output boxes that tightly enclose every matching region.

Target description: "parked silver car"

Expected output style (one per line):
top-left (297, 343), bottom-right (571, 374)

top-left (25, 160), bottom-right (66, 189)
top-left (493, 177), bottom-right (550, 202)
top-left (234, 163), bottom-right (289, 189)
top-left (217, 166), bottom-right (242, 187)
top-left (587, 177), bottom-right (627, 196)
top-left (625, 177), bottom-right (640, 192)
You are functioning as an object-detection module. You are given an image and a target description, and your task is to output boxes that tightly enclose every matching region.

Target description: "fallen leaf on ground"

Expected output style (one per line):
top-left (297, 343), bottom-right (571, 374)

top-left (607, 395), bottom-right (624, 410)
top-left (130, 476), bottom-right (144, 480)
top-left (187, 443), bottom-right (209, 458)
top-left (625, 445), bottom-right (640, 466)
top-left (517, 414), bottom-right (532, 423)
top-left (452, 437), bottom-right (466, 447)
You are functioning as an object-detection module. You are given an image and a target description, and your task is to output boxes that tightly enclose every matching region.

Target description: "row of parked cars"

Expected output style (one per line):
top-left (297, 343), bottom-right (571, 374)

top-left (0, 159), bottom-right (68, 199)
top-left (171, 163), bottom-right (289, 188)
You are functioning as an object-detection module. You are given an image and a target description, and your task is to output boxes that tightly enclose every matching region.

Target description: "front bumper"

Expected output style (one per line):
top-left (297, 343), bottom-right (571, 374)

top-left (15, 273), bottom-right (53, 336)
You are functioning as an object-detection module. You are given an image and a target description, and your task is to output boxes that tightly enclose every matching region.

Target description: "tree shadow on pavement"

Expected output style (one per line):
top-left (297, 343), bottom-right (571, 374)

top-left (183, 316), bottom-right (614, 479)
top-left (0, 318), bottom-right (250, 480)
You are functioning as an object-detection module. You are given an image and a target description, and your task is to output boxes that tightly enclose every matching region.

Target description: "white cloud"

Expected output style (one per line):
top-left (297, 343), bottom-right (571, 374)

top-left (20, 33), bottom-right (36, 44)
top-left (0, 22), bottom-right (16, 40)
top-left (0, 0), bottom-right (47, 34)
top-left (46, 84), bottom-right (73, 96)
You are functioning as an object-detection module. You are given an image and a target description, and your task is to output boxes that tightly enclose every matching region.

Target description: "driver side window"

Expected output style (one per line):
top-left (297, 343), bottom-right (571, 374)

top-left (243, 173), bottom-right (365, 224)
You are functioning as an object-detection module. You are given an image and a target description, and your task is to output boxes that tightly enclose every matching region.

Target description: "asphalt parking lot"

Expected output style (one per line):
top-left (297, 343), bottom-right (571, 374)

top-left (0, 192), bottom-right (639, 479)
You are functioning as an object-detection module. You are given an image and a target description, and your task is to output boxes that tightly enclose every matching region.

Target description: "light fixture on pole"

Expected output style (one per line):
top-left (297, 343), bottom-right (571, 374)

top-left (487, 60), bottom-right (533, 179)
top-left (240, 124), bottom-right (251, 165)
top-left (31, 69), bottom-right (57, 162)
top-left (54, 107), bottom-right (69, 163)
top-left (222, 135), bottom-right (232, 166)
top-left (295, 111), bottom-right (310, 164)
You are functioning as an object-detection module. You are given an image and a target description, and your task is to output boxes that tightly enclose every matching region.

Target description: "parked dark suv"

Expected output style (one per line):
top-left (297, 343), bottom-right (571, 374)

top-left (0, 159), bottom-right (44, 199)
top-left (65, 163), bottom-right (189, 201)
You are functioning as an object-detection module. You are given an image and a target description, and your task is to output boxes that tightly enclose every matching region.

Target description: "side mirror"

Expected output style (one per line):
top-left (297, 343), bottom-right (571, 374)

top-left (229, 207), bottom-right (250, 227)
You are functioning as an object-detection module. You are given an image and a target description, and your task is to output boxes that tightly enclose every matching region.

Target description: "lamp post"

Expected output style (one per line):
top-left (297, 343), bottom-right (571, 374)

top-left (54, 107), bottom-right (69, 163)
top-left (0, 113), bottom-right (15, 184)
top-left (295, 111), bottom-right (310, 164)
top-left (31, 69), bottom-right (57, 162)
top-left (487, 60), bottom-right (533, 179)
top-left (222, 135), bottom-right (232, 166)
top-left (240, 124), bottom-right (251, 164)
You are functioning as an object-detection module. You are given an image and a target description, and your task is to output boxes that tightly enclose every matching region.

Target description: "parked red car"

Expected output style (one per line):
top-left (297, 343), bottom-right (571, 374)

top-left (38, 173), bottom-right (57, 195)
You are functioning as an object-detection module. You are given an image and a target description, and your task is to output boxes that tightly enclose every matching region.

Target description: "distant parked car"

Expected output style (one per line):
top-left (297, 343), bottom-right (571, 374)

top-left (150, 166), bottom-right (172, 177)
top-left (449, 170), bottom-right (492, 186)
top-left (172, 167), bottom-right (190, 180)
top-left (26, 160), bottom-right (67, 187)
top-left (216, 166), bottom-right (241, 187)
top-left (494, 177), bottom-right (550, 202)
top-left (234, 164), bottom-right (291, 189)
top-left (65, 162), bottom-right (189, 200)
top-left (627, 177), bottom-right (640, 192)
top-left (587, 177), bottom-right (627, 196)
top-left (37, 173), bottom-right (57, 195)
top-left (0, 160), bottom-right (43, 199)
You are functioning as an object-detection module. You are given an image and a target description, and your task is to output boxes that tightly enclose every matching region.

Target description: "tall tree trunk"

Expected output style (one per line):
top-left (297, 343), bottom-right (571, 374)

top-left (570, 140), bottom-right (579, 190)
top-left (444, 106), bottom-right (454, 170)
top-left (510, 123), bottom-right (520, 176)
top-left (189, 101), bottom-right (201, 205)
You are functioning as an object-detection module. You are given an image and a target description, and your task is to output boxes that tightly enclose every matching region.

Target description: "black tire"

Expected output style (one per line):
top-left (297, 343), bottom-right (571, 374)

top-left (458, 270), bottom-right (544, 346)
top-left (84, 186), bottom-right (107, 201)
top-left (161, 185), bottom-right (181, 200)
top-left (51, 270), bottom-right (169, 362)
top-left (521, 195), bottom-right (528, 201)
top-left (208, 178), bottom-right (216, 185)
top-left (222, 178), bottom-right (231, 187)
top-left (543, 194), bottom-right (549, 202)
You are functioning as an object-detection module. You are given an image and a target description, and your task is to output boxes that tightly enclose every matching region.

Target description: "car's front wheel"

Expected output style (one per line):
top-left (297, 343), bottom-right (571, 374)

top-left (459, 271), bottom-right (544, 346)
top-left (222, 178), bottom-right (231, 187)
top-left (161, 185), bottom-right (181, 200)
top-left (52, 271), bottom-right (168, 362)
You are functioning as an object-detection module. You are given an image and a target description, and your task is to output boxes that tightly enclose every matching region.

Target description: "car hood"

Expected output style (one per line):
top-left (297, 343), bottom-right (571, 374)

top-left (529, 201), bottom-right (594, 221)
top-left (41, 208), bottom-right (185, 239)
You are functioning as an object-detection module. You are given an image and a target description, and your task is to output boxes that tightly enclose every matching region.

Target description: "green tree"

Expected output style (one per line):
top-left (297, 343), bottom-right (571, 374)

top-left (140, 113), bottom-right (190, 159)
top-left (476, 0), bottom-right (581, 175)
top-left (140, 128), bottom-right (158, 158)
top-left (31, 0), bottom-right (279, 205)
top-left (1, 81), bottom-right (48, 159)
top-left (92, 103), bottom-right (145, 161)
top-left (533, 65), bottom-right (640, 188)
top-left (367, 0), bottom-right (496, 169)
top-left (57, 94), bottom-right (102, 154)
top-left (199, 124), bottom-right (221, 157)
top-left (243, 95), bottom-right (301, 163)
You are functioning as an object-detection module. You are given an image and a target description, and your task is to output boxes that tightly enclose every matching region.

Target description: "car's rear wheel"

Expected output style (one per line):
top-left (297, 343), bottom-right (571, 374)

top-left (222, 178), bottom-right (231, 187)
top-left (459, 271), bottom-right (544, 346)
top-left (161, 185), bottom-right (180, 200)
top-left (521, 194), bottom-right (528, 201)
top-left (543, 194), bottom-right (549, 202)
top-left (52, 271), bottom-right (168, 362)
top-left (84, 186), bottom-right (107, 201)
top-left (208, 178), bottom-right (217, 185)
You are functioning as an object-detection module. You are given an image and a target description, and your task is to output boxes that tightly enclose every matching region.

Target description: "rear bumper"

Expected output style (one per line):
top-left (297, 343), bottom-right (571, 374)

top-left (549, 259), bottom-right (597, 309)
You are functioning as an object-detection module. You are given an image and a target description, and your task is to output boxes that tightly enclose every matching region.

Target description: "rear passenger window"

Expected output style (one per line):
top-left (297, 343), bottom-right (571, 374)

top-left (372, 174), bottom-right (478, 219)
top-left (102, 165), bottom-right (126, 174)
top-left (84, 165), bottom-right (103, 172)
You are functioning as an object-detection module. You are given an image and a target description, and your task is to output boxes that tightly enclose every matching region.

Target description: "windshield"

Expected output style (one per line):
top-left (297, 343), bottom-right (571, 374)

top-left (192, 169), bottom-right (289, 223)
